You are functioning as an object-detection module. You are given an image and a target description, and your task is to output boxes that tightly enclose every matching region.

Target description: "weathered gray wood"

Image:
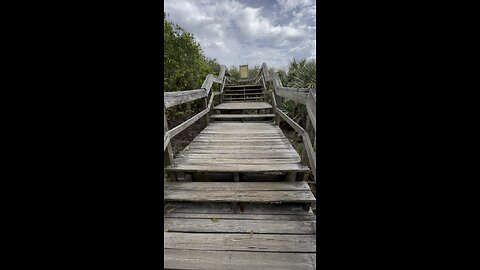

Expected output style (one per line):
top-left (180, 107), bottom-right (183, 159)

top-left (223, 97), bottom-right (265, 101)
top-left (163, 182), bottom-right (310, 191)
top-left (306, 89), bottom-right (316, 132)
top-left (212, 76), bottom-right (222, 83)
top-left (214, 102), bottom-right (272, 110)
top-left (173, 158), bottom-right (301, 164)
top-left (164, 249), bottom-right (316, 270)
top-left (164, 89), bottom-right (207, 108)
top-left (223, 92), bottom-right (265, 96)
top-left (204, 96), bottom-right (210, 126)
top-left (164, 232), bottom-right (316, 252)
top-left (166, 163), bottom-right (310, 173)
top-left (164, 213), bottom-right (316, 221)
top-left (164, 189), bottom-right (315, 203)
top-left (164, 110), bottom-right (174, 165)
top-left (165, 202), bottom-right (312, 215)
top-left (177, 153), bottom-right (298, 159)
top-left (192, 138), bottom-right (289, 143)
top-left (276, 108), bottom-right (305, 134)
top-left (302, 132), bottom-right (316, 181)
top-left (167, 108), bottom-right (208, 139)
top-left (201, 74), bottom-right (214, 95)
top-left (164, 218), bottom-right (316, 234)
top-left (275, 87), bottom-right (310, 104)
top-left (210, 114), bottom-right (275, 119)
top-left (183, 149), bottom-right (297, 155)
top-left (164, 109), bottom-right (176, 181)
top-left (226, 84), bottom-right (262, 89)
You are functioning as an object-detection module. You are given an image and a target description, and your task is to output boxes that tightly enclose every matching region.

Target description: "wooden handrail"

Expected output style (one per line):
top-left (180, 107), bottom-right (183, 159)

top-left (260, 62), bottom-right (317, 182)
top-left (163, 65), bottom-right (229, 154)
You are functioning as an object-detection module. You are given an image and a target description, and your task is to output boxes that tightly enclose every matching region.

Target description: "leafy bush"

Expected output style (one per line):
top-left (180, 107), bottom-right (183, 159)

top-left (279, 58), bottom-right (316, 127)
top-left (164, 16), bottom-right (221, 119)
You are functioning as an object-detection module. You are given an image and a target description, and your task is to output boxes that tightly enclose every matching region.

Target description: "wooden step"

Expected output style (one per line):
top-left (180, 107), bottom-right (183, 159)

top-left (224, 88), bottom-right (264, 92)
top-left (223, 93), bottom-right (266, 96)
top-left (164, 232), bottom-right (316, 252)
top-left (164, 218), bottom-right (315, 234)
top-left (164, 182), bottom-right (315, 203)
top-left (226, 84), bottom-right (262, 89)
top-left (223, 97), bottom-right (265, 101)
top-left (213, 102), bottom-right (272, 110)
top-left (211, 114), bottom-right (275, 119)
top-left (164, 250), bottom-right (316, 270)
top-left (166, 163), bottom-right (310, 173)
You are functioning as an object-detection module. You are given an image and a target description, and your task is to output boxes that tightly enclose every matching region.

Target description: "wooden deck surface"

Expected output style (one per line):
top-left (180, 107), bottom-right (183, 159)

top-left (167, 122), bottom-right (309, 173)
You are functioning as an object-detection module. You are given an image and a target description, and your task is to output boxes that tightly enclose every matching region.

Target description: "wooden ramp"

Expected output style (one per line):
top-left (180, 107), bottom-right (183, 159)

top-left (164, 182), bottom-right (316, 270)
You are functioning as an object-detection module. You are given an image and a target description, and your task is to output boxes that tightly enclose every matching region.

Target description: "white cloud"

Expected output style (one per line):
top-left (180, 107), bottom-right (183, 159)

top-left (164, 0), bottom-right (316, 69)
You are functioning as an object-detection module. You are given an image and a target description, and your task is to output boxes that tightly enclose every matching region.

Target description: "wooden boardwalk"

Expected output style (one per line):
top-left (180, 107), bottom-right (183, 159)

top-left (164, 63), bottom-right (317, 269)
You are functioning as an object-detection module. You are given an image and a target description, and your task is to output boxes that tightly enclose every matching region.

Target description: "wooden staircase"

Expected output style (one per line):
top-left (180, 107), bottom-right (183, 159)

top-left (164, 182), bottom-right (316, 270)
top-left (164, 64), bottom-right (317, 269)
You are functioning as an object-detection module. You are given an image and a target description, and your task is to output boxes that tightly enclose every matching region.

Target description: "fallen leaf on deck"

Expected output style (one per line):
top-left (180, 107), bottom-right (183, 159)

top-left (211, 218), bottom-right (219, 222)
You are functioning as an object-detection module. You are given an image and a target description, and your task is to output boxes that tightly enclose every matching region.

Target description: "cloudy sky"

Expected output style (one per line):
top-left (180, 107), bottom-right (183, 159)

top-left (164, 0), bottom-right (316, 70)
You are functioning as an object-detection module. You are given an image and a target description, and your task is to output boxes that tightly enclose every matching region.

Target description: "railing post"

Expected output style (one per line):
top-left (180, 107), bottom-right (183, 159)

top-left (164, 107), bottom-right (176, 181)
top-left (204, 95), bottom-right (210, 126)
top-left (302, 115), bottom-right (315, 166)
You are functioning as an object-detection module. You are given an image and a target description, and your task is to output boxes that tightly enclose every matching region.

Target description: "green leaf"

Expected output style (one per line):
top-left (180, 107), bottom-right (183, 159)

top-left (211, 218), bottom-right (219, 222)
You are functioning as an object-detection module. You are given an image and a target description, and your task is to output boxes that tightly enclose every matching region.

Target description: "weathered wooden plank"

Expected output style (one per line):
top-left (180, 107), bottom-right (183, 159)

top-left (191, 139), bottom-right (290, 144)
top-left (176, 153), bottom-right (298, 159)
top-left (306, 89), bottom-right (316, 131)
top-left (276, 108), bottom-right (304, 133)
top-left (164, 202), bottom-right (311, 215)
top-left (201, 74), bottom-right (214, 95)
top-left (164, 89), bottom-right (207, 108)
top-left (223, 92), bottom-right (265, 96)
top-left (173, 158), bottom-right (301, 164)
top-left (167, 108), bottom-right (208, 139)
top-left (302, 132), bottom-right (316, 182)
top-left (208, 121), bottom-right (276, 126)
top-left (223, 97), bottom-right (265, 101)
top-left (164, 249), bottom-right (316, 270)
top-left (164, 213), bottom-right (316, 221)
top-left (164, 190), bottom-right (315, 203)
top-left (164, 181), bottom-right (310, 191)
top-left (210, 114), bottom-right (275, 119)
top-left (184, 145), bottom-right (294, 150)
top-left (214, 102), bottom-right (272, 110)
top-left (181, 149), bottom-right (297, 154)
top-left (224, 88), bottom-right (263, 92)
top-left (164, 232), bottom-right (316, 252)
top-left (275, 87), bottom-right (309, 104)
top-left (226, 84), bottom-right (262, 89)
top-left (212, 76), bottom-right (222, 83)
top-left (164, 218), bottom-right (316, 234)
top-left (196, 134), bottom-right (287, 139)
top-left (164, 110), bottom-right (174, 164)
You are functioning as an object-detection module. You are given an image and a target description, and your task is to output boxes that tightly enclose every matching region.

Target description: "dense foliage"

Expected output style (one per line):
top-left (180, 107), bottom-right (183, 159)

top-left (164, 16), bottom-right (213, 92)
top-left (164, 15), bottom-right (221, 119)
top-left (278, 58), bottom-right (316, 127)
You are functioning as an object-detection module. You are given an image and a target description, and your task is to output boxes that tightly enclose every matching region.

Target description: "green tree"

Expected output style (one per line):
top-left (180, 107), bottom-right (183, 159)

top-left (164, 17), bottom-right (212, 93)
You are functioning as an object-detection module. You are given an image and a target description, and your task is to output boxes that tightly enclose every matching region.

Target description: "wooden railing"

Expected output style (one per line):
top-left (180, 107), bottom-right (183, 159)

top-left (256, 63), bottom-right (317, 182)
top-left (163, 65), bottom-right (230, 180)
